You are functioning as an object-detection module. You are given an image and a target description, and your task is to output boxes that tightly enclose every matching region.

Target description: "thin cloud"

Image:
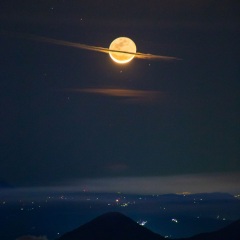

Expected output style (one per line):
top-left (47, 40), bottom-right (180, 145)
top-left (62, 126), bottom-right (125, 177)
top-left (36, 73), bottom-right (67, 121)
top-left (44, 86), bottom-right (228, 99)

top-left (28, 34), bottom-right (181, 60)
top-left (16, 236), bottom-right (48, 240)
top-left (105, 163), bottom-right (129, 172)
top-left (73, 172), bottom-right (240, 195)
top-left (66, 88), bottom-right (165, 103)
top-left (2, 32), bottom-right (180, 61)
top-left (3, 173), bottom-right (240, 199)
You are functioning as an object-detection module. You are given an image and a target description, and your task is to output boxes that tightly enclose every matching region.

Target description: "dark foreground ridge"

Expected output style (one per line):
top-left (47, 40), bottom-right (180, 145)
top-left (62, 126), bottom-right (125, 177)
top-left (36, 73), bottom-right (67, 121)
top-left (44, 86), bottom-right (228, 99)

top-left (178, 219), bottom-right (240, 240)
top-left (57, 212), bottom-right (240, 240)
top-left (57, 212), bottom-right (165, 240)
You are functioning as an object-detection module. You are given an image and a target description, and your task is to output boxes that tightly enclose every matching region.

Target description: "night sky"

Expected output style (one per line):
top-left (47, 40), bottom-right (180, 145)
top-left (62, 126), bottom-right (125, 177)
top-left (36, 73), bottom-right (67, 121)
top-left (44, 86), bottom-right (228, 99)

top-left (0, 0), bottom-right (239, 191)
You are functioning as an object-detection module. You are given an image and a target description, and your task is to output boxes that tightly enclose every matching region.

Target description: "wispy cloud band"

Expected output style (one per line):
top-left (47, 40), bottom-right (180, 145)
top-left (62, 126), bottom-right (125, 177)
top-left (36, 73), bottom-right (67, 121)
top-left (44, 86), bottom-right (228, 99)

top-left (73, 172), bottom-right (240, 195)
top-left (2, 172), bottom-right (239, 197)
top-left (65, 88), bottom-right (164, 103)
top-left (2, 32), bottom-right (181, 61)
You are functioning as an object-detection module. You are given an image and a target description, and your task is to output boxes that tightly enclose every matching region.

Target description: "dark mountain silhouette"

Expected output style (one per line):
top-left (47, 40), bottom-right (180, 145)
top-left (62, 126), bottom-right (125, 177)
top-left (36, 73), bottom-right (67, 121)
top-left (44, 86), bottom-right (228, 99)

top-left (57, 212), bottom-right (240, 240)
top-left (178, 219), bottom-right (240, 240)
top-left (57, 212), bottom-right (166, 240)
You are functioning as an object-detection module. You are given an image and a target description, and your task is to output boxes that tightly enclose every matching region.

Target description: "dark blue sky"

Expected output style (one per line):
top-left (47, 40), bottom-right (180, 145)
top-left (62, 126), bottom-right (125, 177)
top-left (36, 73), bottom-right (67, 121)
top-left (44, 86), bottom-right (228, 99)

top-left (0, 0), bottom-right (239, 188)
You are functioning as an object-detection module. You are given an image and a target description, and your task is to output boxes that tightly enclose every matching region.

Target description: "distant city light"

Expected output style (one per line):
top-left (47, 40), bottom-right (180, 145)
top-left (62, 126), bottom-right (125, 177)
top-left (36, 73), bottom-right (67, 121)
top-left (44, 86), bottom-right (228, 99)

top-left (137, 220), bottom-right (147, 226)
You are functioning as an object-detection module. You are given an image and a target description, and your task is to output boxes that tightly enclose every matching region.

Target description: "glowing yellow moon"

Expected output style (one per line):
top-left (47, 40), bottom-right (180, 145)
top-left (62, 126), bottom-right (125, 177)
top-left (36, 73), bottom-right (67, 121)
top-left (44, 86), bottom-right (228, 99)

top-left (109, 37), bottom-right (137, 64)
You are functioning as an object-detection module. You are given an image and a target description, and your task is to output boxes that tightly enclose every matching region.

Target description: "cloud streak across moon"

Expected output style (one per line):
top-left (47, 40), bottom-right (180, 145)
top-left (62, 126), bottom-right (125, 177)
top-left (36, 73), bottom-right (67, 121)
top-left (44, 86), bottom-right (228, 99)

top-left (7, 32), bottom-right (181, 61)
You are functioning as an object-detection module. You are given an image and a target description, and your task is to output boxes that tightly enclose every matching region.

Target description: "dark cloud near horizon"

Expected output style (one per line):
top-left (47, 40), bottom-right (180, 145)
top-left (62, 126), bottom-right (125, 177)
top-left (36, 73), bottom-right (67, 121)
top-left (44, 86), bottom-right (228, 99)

top-left (1, 172), bottom-right (240, 199)
top-left (76, 172), bottom-right (240, 195)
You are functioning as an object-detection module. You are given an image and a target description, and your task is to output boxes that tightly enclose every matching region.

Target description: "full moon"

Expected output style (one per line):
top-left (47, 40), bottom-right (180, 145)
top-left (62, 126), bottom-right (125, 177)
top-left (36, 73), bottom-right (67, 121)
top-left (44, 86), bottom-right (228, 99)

top-left (109, 37), bottom-right (137, 64)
